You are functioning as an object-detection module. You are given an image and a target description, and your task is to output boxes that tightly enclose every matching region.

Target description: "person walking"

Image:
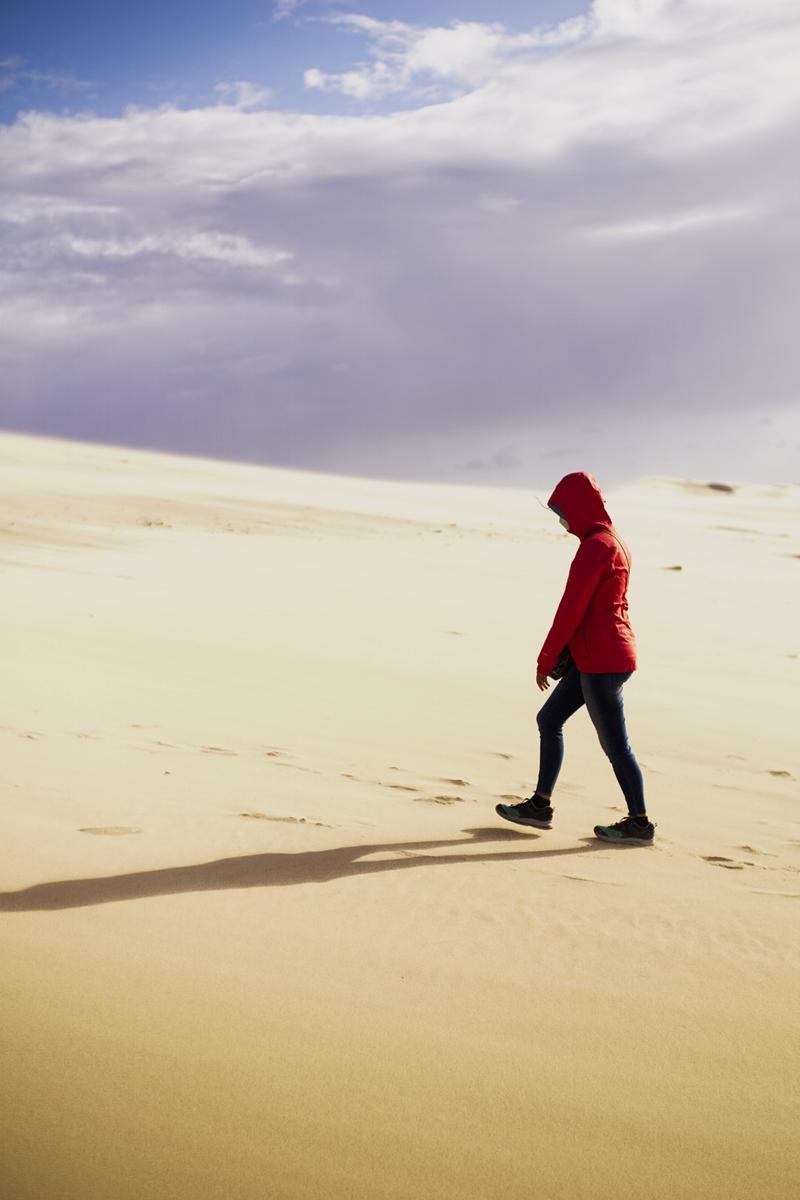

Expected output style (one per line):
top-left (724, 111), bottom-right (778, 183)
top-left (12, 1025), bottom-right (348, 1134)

top-left (496, 471), bottom-right (656, 845)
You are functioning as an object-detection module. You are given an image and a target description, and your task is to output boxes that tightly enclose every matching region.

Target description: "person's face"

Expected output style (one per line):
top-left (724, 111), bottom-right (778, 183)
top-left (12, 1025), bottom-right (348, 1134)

top-left (550, 504), bottom-right (569, 531)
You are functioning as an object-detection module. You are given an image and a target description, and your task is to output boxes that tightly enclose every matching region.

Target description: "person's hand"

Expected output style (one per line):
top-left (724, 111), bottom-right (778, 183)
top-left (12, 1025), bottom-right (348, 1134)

top-left (536, 672), bottom-right (550, 691)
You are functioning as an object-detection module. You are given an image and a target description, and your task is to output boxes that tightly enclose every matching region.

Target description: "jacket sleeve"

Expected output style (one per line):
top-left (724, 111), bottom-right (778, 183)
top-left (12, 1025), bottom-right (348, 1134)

top-left (537, 537), bottom-right (610, 676)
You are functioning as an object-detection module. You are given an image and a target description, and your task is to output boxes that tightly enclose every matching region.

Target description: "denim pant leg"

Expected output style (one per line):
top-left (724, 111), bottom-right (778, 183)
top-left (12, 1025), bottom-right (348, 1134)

top-left (535, 665), bottom-right (586, 797)
top-left (579, 671), bottom-right (646, 816)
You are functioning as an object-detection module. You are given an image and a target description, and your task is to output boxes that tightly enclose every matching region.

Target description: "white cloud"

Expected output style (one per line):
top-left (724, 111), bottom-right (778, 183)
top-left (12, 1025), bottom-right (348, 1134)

top-left (213, 81), bottom-right (272, 110)
top-left (272, 0), bottom-right (309, 20)
top-left (590, 0), bottom-right (797, 40)
top-left (583, 204), bottom-right (763, 240)
top-left (304, 13), bottom-right (591, 100)
top-left (61, 231), bottom-right (292, 268)
top-left (0, 56), bottom-right (94, 97)
top-left (305, 63), bottom-right (393, 101)
top-left (0, 196), bottom-right (121, 223)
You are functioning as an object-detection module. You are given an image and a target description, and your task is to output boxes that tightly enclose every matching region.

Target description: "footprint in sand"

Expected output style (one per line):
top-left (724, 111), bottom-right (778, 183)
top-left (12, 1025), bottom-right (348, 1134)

top-left (439, 777), bottom-right (470, 787)
top-left (346, 774), bottom-right (420, 791)
top-left (0, 726), bottom-right (45, 740)
top-left (272, 762), bottom-right (322, 775)
top-left (202, 746), bottom-right (237, 756)
top-left (702, 855), bottom-right (755, 870)
top-left (239, 811), bottom-right (331, 828)
top-left (491, 752), bottom-right (515, 760)
top-left (414, 795), bottom-right (469, 805)
top-left (561, 875), bottom-right (620, 885)
top-left (80, 826), bottom-right (142, 836)
top-left (240, 811), bottom-right (306, 823)
top-left (768, 769), bottom-right (795, 779)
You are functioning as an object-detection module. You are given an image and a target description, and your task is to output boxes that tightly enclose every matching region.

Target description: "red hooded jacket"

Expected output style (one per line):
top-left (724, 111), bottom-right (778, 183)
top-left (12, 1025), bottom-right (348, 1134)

top-left (537, 472), bottom-right (637, 676)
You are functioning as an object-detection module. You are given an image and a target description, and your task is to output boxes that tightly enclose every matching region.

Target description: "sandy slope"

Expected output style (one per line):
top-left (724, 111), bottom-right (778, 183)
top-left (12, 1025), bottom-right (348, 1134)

top-left (0, 431), bottom-right (798, 1200)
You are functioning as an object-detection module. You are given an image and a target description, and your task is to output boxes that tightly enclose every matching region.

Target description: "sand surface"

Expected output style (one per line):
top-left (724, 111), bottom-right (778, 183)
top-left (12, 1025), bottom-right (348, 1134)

top-left (1, 431), bottom-right (798, 1199)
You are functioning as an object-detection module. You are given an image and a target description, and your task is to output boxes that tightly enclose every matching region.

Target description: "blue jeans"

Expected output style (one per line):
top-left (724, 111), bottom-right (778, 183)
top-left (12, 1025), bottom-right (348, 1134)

top-left (535, 666), bottom-right (646, 816)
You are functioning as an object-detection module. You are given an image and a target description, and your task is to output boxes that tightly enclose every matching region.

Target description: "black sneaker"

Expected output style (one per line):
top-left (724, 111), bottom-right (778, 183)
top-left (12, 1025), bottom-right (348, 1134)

top-left (496, 797), bottom-right (553, 830)
top-left (593, 815), bottom-right (656, 845)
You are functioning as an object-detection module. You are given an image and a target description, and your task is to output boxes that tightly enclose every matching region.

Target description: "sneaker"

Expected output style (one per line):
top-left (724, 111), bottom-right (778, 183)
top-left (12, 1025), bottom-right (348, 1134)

top-left (496, 797), bottom-right (553, 830)
top-left (593, 815), bottom-right (656, 845)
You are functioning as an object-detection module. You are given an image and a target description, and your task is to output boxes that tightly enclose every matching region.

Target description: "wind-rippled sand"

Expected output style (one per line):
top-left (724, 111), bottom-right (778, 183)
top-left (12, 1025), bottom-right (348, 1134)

top-left (1, 432), bottom-right (798, 1199)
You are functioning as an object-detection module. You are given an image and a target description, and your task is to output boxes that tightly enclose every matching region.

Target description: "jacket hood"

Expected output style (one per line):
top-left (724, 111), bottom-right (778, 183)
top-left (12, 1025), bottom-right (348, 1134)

top-left (547, 472), bottom-right (612, 539)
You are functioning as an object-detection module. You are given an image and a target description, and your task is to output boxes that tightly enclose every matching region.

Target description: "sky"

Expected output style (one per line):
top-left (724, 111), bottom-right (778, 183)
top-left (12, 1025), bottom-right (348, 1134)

top-left (1, 0), bottom-right (799, 489)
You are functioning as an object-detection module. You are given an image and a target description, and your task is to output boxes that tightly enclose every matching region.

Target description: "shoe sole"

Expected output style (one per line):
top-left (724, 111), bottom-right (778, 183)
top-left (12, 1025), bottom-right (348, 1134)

top-left (496, 804), bottom-right (552, 830)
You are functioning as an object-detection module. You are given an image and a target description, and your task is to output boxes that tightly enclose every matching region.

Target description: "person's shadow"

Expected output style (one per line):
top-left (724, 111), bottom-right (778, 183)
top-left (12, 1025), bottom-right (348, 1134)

top-left (0, 826), bottom-right (612, 912)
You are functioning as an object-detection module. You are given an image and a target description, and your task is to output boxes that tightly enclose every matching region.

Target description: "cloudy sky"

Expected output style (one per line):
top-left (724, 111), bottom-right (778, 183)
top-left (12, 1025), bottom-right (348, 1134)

top-left (2, 0), bottom-right (799, 488)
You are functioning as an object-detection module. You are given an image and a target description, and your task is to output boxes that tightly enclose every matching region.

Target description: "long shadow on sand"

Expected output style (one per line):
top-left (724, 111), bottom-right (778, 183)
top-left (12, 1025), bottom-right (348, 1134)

top-left (0, 827), bottom-right (627, 912)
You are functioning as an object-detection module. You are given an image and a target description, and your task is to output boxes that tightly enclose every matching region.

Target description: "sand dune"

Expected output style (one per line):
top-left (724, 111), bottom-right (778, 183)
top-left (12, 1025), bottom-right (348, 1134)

top-left (1, 431), bottom-right (798, 1199)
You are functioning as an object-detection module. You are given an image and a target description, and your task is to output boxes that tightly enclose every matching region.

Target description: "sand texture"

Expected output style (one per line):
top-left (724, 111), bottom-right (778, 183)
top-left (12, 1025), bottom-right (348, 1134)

top-left (1, 431), bottom-right (798, 1199)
